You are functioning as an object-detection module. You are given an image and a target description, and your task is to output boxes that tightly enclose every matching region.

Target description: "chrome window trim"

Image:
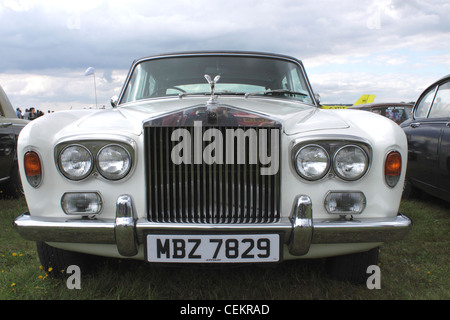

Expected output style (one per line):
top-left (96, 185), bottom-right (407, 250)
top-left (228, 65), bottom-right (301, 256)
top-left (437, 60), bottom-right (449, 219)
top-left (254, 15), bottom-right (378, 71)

top-left (117, 51), bottom-right (318, 107)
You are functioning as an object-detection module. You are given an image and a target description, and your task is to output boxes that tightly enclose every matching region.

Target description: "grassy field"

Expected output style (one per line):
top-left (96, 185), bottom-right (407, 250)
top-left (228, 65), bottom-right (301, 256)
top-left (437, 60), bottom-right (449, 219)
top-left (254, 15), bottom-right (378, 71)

top-left (0, 194), bottom-right (448, 301)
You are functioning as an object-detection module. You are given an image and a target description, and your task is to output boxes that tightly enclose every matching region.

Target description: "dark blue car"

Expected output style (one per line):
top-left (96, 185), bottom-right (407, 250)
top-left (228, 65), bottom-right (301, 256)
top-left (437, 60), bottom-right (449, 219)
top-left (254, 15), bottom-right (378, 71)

top-left (401, 75), bottom-right (450, 202)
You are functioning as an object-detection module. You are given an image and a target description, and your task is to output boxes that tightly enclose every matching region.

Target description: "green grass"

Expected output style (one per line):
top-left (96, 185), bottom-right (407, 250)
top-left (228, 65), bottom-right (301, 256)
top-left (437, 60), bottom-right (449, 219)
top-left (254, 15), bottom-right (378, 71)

top-left (1, 195), bottom-right (448, 300)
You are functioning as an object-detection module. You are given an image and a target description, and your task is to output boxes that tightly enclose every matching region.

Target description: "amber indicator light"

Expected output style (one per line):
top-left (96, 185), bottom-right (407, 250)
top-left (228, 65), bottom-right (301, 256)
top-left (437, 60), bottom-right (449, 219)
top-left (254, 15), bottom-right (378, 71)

top-left (24, 151), bottom-right (42, 176)
top-left (385, 151), bottom-right (401, 176)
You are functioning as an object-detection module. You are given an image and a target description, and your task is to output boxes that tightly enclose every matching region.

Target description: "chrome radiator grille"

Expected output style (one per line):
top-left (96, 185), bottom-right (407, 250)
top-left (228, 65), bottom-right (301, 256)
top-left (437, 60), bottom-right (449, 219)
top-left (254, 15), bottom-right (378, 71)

top-left (145, 126), bottom-right (280, 224)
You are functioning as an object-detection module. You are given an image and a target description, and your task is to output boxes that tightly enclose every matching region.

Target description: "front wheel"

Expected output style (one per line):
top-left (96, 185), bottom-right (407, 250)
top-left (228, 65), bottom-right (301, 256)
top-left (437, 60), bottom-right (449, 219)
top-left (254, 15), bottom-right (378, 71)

top-left (326, 247), bottom-right (379, 284)
top-left (36, 241), bottom-right (100, 276)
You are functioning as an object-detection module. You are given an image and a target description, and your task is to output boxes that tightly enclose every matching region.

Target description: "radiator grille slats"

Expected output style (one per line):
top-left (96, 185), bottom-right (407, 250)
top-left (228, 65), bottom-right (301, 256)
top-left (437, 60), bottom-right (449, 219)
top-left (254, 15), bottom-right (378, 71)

top-left (146, 126), bottom-right (280, 224)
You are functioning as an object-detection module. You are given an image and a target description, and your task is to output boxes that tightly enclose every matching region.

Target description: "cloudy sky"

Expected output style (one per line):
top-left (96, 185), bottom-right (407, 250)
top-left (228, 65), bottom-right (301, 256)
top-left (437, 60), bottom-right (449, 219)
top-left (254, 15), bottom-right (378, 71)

top-left (1, 0), bottom-right (449, 111)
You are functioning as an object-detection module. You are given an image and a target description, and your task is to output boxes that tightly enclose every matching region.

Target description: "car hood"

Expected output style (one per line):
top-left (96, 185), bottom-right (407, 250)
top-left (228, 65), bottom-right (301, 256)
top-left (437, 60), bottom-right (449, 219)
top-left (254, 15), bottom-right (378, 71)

top-left (73, 96), bottom-right (349, 136)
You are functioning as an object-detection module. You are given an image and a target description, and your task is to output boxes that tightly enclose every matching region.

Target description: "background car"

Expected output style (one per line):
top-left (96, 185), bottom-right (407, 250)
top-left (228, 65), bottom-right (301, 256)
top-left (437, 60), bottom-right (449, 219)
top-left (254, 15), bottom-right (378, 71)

top-left (349, 102), bottom-right (413, 125)
top-left (401, 75), bottom-right (450, 202)
top-left (0, 84), bottom-right (29, 197)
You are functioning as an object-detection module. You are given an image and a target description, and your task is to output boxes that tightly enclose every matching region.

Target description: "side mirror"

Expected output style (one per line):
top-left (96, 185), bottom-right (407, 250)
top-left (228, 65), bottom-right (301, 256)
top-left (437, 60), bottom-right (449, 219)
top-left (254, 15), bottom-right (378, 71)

top-left (110, 96), bottom-right (118, 108)
top-left (314, 93), bottom-right (321, 104)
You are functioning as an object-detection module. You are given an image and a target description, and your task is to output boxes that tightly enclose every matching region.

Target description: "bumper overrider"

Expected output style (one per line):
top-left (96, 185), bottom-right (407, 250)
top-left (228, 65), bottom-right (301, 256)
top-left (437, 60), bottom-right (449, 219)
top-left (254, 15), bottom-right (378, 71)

top-left (13, 194), bottom-right (412, 258)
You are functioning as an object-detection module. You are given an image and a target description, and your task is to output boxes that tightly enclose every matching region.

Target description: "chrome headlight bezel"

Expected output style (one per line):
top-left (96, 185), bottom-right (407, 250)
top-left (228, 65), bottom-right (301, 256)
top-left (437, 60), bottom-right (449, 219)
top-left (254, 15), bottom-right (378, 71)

top-left (294, 144), bottom-right (330, 181)
top-left (55, 137), bottom-right (135, 182)
top-left (58, 145), bottom-right (94, 181)
top-left (291, 138), bottom-right (371, 182)
top-left (96, 144), bottom-right (132, 180)
top-left (333, 145), bottom-right (369, 181)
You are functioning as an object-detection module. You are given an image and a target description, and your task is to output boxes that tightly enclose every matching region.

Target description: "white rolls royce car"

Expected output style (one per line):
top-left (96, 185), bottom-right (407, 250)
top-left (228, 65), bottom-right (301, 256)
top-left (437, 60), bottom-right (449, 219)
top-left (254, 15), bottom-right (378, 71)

top-left (14, 51), bottom-right (411, 283)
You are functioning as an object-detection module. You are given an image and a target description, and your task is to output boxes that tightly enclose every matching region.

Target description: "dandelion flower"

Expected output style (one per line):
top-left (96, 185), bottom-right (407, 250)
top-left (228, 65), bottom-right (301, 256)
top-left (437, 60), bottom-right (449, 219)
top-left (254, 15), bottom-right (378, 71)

top-left (48, 267), bottom-right (53, 272)
top-left (11, 283), bottom-right (16, 287)
top-left (12, 253), bottom-right (17, 256)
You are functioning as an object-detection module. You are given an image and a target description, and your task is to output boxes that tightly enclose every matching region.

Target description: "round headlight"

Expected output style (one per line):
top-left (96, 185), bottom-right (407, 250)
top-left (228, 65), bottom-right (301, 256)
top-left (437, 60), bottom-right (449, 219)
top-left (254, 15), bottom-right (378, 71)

top-left (294, 145), bottom-right (330, 180)
top-left (59, 145), bottom-right (93, 180)
top-left (333, 145), bottom-right (369, 181)
top-left (97, 145), bottom-right (131, 180)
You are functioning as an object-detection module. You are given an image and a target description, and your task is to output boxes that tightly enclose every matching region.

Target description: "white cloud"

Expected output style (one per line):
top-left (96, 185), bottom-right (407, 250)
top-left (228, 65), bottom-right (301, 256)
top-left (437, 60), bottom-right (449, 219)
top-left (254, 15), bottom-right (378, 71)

top-left (0, 0), bottom-right (449, 109)
top-left (0, 69), bottom-right (127, 111)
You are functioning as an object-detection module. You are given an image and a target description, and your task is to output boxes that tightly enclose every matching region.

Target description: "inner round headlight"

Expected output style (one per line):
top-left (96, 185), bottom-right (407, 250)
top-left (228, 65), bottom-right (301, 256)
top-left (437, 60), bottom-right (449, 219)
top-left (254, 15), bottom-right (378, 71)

top-left (97, 145), bottom-right (131, 180)
top-left (295, 145), bottom-right (330, 180)
top-left (59, 145), bottom-right (93, 180)
top-left (333, 145), bottom-right (369, 180)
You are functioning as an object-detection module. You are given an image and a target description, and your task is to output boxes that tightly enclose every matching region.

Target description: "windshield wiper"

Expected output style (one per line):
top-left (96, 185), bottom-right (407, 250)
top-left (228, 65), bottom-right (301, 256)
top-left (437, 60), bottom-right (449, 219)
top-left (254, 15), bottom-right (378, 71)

top-left (178, 91), bottom-right (246, 99)
top-left (245, 89), bottom-right (308, 98)
top-left (178, 92), bottom-right (209, 99)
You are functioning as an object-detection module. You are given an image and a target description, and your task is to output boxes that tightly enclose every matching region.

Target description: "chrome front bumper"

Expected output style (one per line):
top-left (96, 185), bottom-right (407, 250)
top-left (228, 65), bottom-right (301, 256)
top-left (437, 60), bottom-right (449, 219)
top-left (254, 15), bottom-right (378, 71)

top-left (14, 195), bottom-right (412, 257)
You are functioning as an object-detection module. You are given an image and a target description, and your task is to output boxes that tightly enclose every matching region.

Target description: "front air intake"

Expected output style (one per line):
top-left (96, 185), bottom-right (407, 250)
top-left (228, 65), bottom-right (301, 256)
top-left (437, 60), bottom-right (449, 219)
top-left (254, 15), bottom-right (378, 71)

top-left (145, 123), bottom-right (280, 224)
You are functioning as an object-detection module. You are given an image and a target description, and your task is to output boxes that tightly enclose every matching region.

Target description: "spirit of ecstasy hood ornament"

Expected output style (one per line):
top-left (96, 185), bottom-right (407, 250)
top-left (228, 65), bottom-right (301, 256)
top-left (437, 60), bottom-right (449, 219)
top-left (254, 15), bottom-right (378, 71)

top-left (204, 74), bottom-right (220, 123)
top-left (204, 74), bottom-right (220, 105)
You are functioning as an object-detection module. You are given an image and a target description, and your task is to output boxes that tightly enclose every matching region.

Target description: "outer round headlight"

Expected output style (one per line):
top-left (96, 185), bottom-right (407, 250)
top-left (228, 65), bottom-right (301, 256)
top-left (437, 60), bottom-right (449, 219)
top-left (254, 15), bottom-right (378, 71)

top-left (97, 145), bottom-right (131, 180)
top-left (294, 145), bottom-right (330, 180)
top-left (333, 145), bottom-right (369, 180)
top-left (59, 145), bottom-right (93, 180)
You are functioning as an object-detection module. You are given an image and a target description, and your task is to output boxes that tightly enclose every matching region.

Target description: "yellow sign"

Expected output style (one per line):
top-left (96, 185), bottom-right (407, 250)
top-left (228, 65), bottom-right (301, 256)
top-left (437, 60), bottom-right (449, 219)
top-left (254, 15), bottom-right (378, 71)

top-left (321, 94), bottom-right (375, 109)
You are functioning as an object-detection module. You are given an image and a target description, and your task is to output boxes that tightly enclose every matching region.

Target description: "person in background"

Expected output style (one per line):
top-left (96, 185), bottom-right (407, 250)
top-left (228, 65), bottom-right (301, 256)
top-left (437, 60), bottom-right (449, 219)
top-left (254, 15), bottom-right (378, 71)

top-left (16, 108), bottom-right (23, 119)
top-left (23, 108), bottom-right (30, 120)
top-left (28, 107), bottom-right (36, 120)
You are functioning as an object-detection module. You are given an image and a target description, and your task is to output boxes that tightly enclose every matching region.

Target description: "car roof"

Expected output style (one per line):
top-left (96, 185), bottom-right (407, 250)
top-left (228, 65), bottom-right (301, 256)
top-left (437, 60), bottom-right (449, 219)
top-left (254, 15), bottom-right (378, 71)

top-left (133, 51), bottom-right (303, 64)
top-left (419, 74), bottom-right (450, 95)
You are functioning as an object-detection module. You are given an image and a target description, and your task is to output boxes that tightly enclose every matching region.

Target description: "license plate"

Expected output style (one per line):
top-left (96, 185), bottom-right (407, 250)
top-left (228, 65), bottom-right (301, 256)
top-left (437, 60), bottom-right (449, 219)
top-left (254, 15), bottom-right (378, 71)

top-left (146, 234), bottom-right (280, 263)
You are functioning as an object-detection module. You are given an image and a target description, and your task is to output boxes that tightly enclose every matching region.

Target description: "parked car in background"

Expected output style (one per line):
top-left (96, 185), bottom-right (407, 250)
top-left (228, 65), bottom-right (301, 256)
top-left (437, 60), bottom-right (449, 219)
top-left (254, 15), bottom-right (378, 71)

top-left (0, 84), bottom-right (29, 197)
top-left (14, 51), bottom-right (412, 283)
top-left (349, 102), bottom-right (413, 125)
top-left (401, 75), bottom-right (450, 202)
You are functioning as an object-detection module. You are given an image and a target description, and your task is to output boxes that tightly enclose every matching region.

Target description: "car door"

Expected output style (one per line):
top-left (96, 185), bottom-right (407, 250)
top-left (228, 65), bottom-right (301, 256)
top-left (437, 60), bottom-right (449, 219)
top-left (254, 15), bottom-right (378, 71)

top-left (432, 81), bottom-right (450, 198)
top-left (404, 85), bottom-right (440, 191)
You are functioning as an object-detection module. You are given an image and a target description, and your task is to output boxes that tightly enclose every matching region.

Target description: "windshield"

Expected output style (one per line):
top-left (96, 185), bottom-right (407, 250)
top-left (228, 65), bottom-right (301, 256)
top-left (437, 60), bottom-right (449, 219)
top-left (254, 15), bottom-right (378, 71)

top-left (119, 55), bottom-right (314, 105)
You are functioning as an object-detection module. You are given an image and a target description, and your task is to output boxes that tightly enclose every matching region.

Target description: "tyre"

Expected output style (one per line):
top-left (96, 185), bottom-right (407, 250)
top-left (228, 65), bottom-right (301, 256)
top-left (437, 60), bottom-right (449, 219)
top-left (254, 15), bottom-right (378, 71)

top-left (36, 241), bottom-right (100, 277)
top-left (326, 247), bottom-right (379, 284)
top-left (402, 178), bottom-right (421, 200)
top-left (5, 162), bottom-right (24, 198)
